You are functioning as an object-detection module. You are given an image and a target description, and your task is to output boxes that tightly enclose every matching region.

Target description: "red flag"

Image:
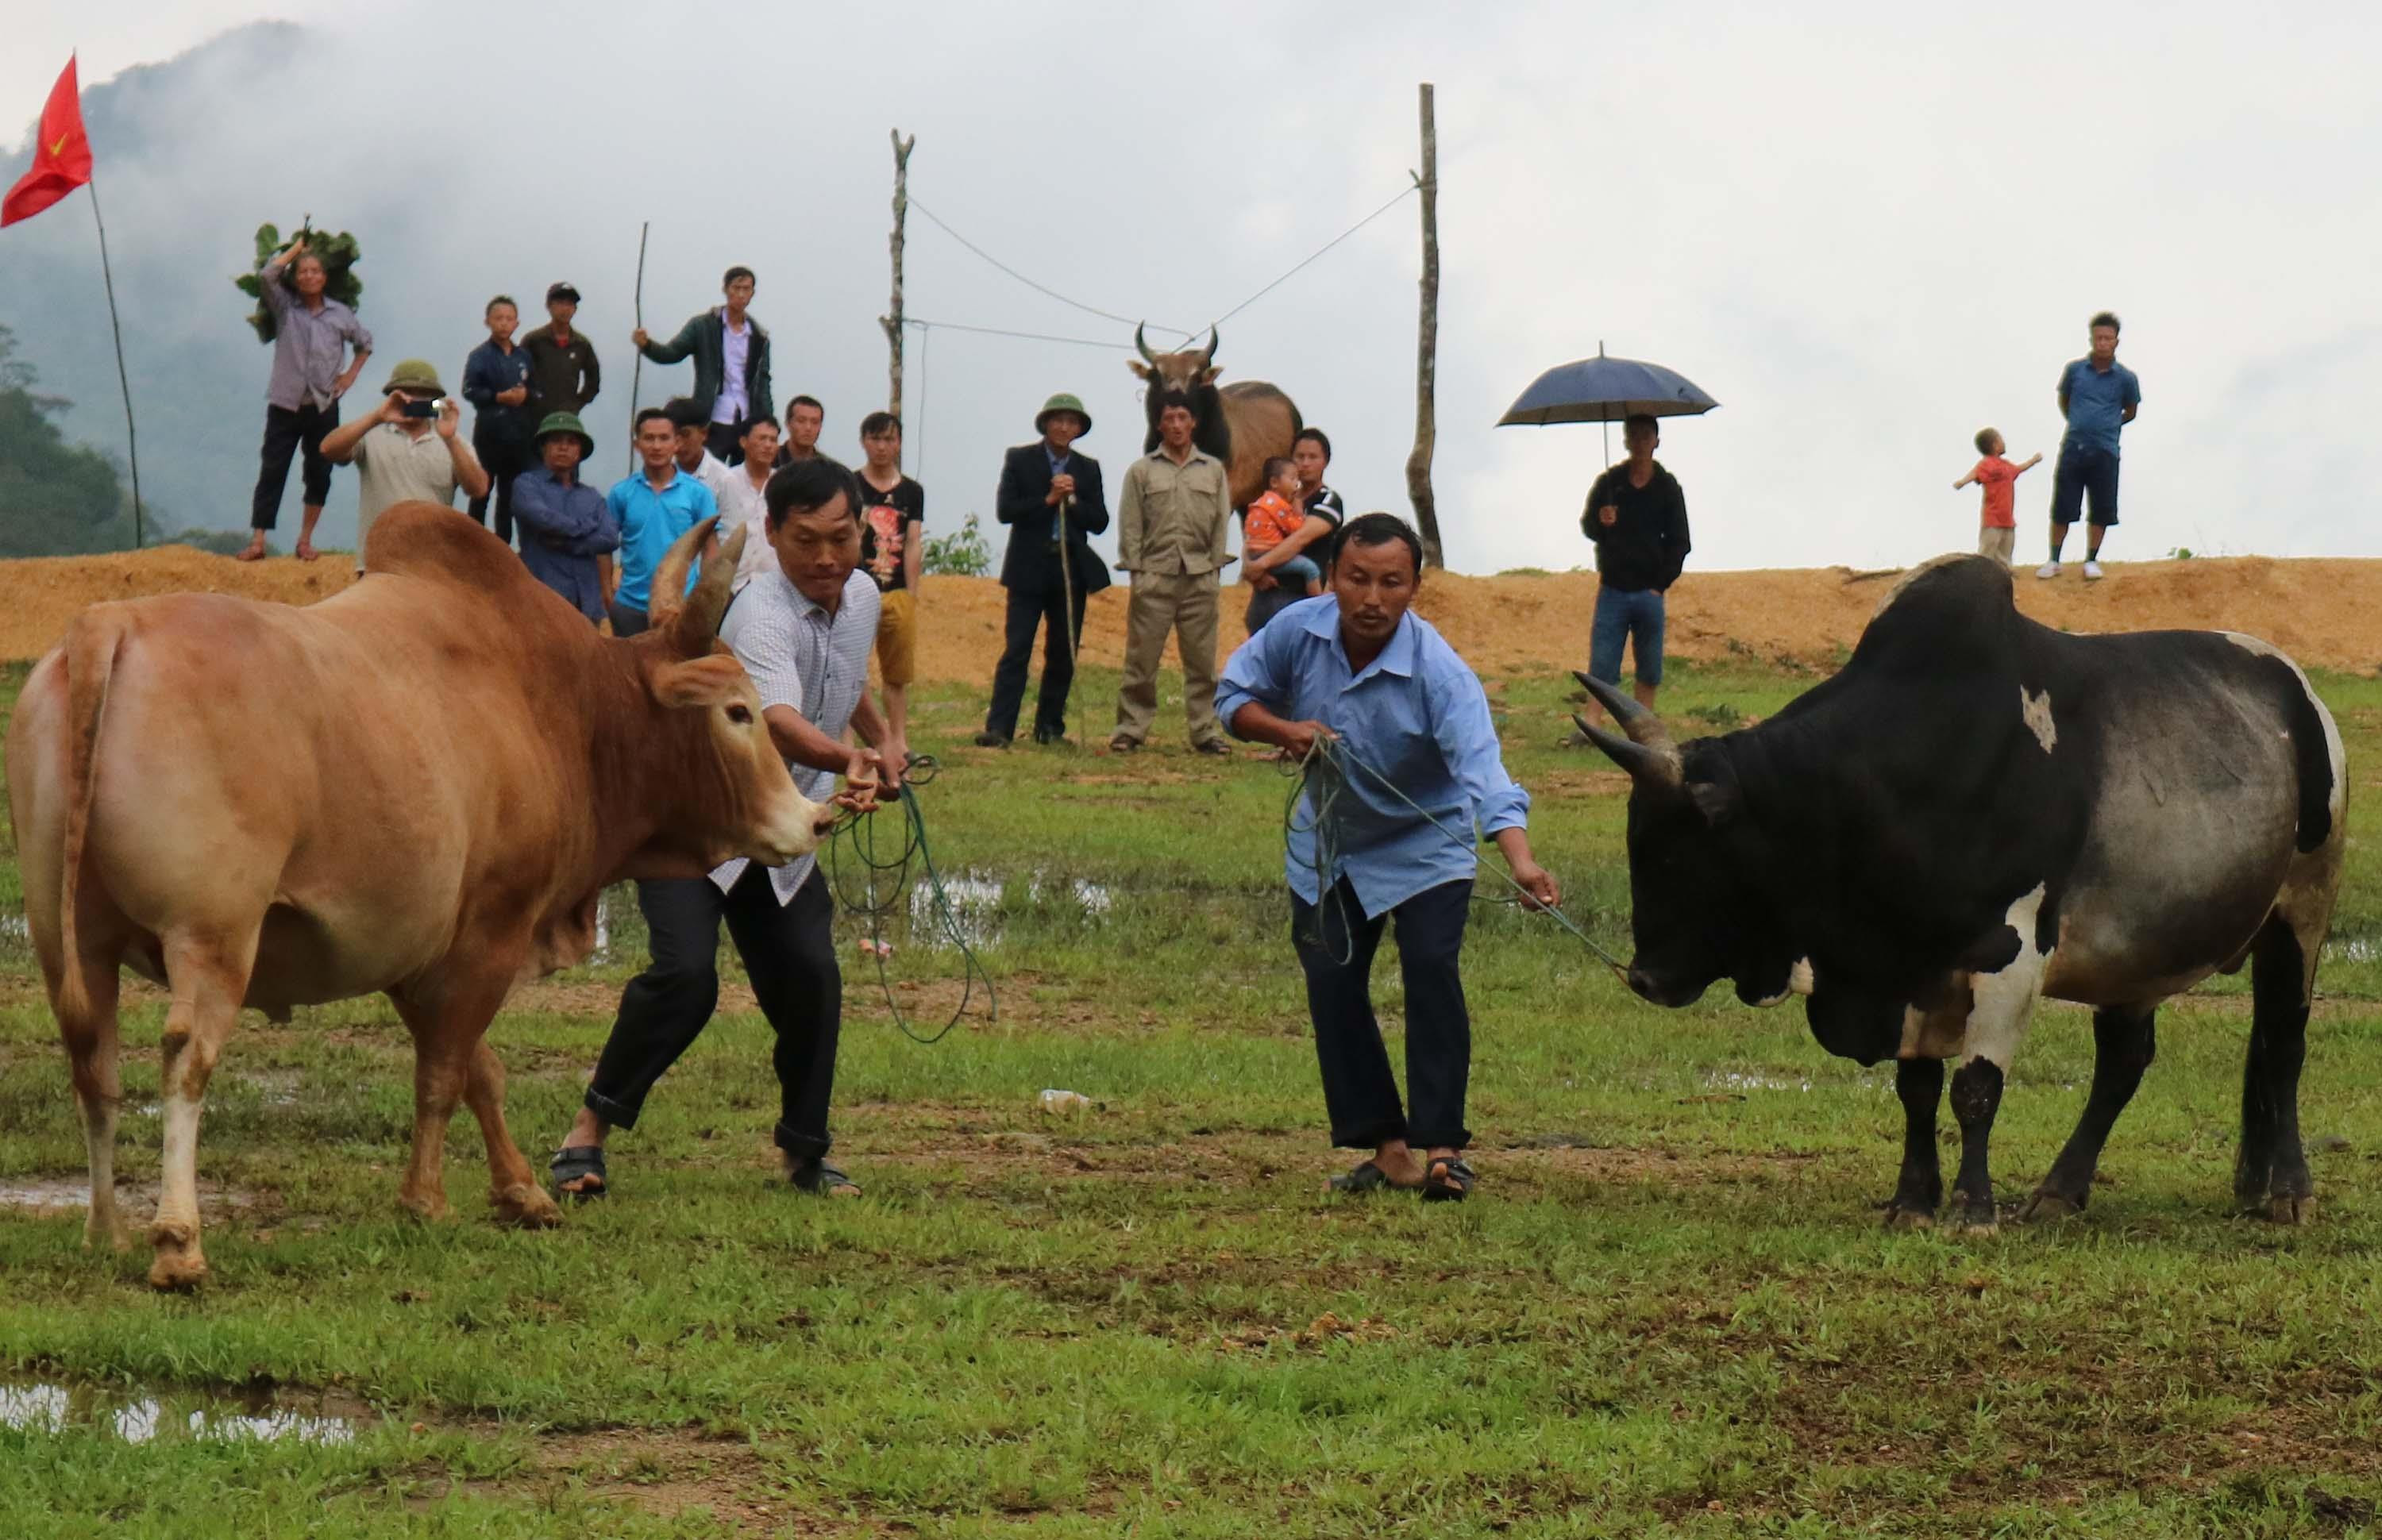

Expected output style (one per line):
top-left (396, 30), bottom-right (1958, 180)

top-left (2, 56), bottom-right (93, 228)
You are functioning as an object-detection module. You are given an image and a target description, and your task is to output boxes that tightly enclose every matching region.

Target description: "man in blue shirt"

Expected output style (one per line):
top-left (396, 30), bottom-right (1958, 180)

top-left (511, 413), bottom-right (619, 625)
top-left (1218, 513), bottom-right (1559, 1203)
top-left (2037, 311), bottom-right (2142, 582)
top-left (604, 406), bottom-right (719, 635)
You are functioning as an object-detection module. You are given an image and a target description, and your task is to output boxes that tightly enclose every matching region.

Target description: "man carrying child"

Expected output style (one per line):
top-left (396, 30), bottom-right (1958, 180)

top-left (1241, 456), bottom-right (1324, 634)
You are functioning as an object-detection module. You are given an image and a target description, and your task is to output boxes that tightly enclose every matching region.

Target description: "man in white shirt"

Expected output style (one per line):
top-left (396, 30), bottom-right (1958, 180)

top-left (666, 396), bottom-right (738, 506)
top-left (722, 416), bottom-right (785, 591)
top-left (552, 455), bottom-right (908, 1202)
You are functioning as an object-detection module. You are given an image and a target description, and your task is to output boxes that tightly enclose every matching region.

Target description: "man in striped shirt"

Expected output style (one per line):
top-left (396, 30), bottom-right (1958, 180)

top-left (552, 456), bottom-right (908, 1201)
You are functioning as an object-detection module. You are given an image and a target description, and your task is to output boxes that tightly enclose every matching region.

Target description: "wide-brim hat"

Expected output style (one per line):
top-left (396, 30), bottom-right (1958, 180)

top-left (534, 411), bottom-right (596, 456)
top-left (1035, 392), bottom-right (1092, 436)
top-left (545, 281), bottom-right (581, 304)
top-left (382, 358), bottom-right (445, 396)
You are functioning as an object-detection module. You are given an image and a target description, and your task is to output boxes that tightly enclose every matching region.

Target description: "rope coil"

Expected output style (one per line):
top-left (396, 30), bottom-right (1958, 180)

top-left (822, 756), bottom-right (996, 1044)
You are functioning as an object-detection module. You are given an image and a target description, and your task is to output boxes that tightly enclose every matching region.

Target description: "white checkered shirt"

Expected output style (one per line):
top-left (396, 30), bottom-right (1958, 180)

top-left (708, 566), bottom-right (881, 904)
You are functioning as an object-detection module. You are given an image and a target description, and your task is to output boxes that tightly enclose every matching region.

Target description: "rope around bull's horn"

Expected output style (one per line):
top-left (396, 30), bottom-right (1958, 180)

top-left (1285, 736), bottom-right (1633, 982)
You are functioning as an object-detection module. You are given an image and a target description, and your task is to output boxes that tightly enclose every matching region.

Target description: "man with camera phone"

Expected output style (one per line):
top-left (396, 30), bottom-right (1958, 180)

top-left (322, 357), bottom-right (491, 573)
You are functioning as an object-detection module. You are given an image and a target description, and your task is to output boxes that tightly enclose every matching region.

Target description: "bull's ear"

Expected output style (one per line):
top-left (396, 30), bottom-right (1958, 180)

top-left (1127, 360), bottom-right (1153, 382)
top-left (1196, 366), bottom-right (1221, 388)
top-left (1687, 779), bottom-right (1739, 828)
top-left (644, 653), bottom-right (746, 710)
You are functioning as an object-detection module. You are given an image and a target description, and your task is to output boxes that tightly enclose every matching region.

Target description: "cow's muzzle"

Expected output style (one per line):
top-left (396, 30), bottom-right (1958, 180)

top-left (1626, 964), bottom-right (1709, 1010)
top-left (748, 788), bottom-right (829, 867)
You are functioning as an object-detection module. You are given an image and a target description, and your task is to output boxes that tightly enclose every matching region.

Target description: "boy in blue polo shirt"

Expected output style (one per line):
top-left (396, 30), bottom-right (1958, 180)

top-left (605, 406), bottom-right (719, 634)
top-left (2038, 311), bottom-right (2142, 582)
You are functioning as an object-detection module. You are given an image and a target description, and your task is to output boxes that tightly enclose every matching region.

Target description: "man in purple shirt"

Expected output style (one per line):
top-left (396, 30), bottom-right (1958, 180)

top-left (240, 233), bottom-right (372, 562)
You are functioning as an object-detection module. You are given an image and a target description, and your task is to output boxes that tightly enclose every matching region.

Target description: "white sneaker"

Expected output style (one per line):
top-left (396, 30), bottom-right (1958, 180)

top-left (2034, 561), bottom-right (2061, 579)
top-left (2083, 560), bottom-right (2104, 581)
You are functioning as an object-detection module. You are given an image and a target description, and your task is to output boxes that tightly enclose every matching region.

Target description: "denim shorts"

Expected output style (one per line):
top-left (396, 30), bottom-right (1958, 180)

top-left (1589, 586), bottom-right (1665, 687)
top-left (1269, 553), bottom-right (1322, 588)
top-left (2051, 444), bottom-right (2120, 527)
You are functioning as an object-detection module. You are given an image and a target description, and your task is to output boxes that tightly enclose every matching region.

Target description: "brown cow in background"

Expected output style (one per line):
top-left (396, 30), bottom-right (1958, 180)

top-left (6, 506), bottom-right (833, 1289)
top-left (1130, 324), bottom-right (1301, 512)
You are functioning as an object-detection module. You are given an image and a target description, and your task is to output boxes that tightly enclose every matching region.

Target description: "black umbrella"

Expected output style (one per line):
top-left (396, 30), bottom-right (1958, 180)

top-left (1497, 342), bottom-right (1719, 462)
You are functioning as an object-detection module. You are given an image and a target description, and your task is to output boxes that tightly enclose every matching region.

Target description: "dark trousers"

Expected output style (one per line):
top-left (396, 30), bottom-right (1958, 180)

top-left (1291, 876), bottom-right (1474, 1151)
top-left (2050, 443), bottom-right (2121, 528)
top-left (984, 584), bottom-right (1089, 740)
top-left (584, 867), bottom-right (843, 1158)
top-left (707, 420), bottom-right (745, 466)
top-left (607, 601), bottom-right (649, 637)
top-left (468, 431), bottom-right (530, 545)
top-left (250, 401), bottom-right (340, 529)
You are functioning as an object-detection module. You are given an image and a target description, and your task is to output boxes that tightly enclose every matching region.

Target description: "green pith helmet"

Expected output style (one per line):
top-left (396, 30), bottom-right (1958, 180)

top-left (534, 411), bottom-right (596, 457)
top-left (1035, 392), bottom-right (1092, 437)
top-left (381, 358), bottom-right (445, 396)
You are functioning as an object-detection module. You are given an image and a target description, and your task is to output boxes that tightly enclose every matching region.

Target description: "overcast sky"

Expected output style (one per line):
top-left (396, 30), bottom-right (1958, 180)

top-left (10, 2), bottom-right (2380, 573)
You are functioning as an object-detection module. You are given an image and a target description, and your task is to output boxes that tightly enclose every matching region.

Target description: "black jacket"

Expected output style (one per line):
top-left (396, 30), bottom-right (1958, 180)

top-left (996, 442), bottom-right (1112, 597)
top-left (639, 307), bottom-right (773, 425)
top-left (1581, 460), bottom-right (1691, 592)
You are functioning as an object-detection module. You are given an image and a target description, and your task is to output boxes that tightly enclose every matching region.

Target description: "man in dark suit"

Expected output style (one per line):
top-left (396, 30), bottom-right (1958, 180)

top-left (977, 394), bottom-right (1112, 746)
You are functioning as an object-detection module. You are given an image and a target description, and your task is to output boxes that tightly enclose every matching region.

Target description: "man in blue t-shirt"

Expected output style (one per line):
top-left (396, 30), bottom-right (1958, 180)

top-left (2037, 311), bottom-right (2142, 582)
top-left (603, 406), bottom-right (719, 634)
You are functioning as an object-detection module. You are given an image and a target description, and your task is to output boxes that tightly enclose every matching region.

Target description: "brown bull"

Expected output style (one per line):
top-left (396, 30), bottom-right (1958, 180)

top-left (1130, 323), bottom-right (1302, 511)
top-left (5, 503), bottom-right (830, 1288)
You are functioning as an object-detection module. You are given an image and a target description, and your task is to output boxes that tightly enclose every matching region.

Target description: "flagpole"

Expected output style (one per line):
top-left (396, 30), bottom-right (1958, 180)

top-left (84, 171), bottom-right (142, 548)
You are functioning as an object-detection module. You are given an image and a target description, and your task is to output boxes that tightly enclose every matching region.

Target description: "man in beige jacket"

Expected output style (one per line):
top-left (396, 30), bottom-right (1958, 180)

top-left (1112, 391), bottom-right (1235, 754)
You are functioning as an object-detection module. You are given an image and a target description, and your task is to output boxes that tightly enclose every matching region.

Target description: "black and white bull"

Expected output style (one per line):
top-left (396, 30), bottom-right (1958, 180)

top-left (1578, 554), bottom-right (2345, 1231)
top-left (1129, 323), bottom-right (1301, 512)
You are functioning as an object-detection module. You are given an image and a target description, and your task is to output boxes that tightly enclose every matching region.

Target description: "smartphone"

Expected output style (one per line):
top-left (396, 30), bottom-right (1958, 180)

top-left (400, 397), bottom-right (443, 420)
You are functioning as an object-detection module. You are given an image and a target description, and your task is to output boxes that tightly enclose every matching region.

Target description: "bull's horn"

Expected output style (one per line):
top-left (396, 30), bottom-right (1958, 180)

top-left (646, 515), bottom-right (721, 634)
top-left (669, 522), bottom-right (747, 652)
top-left (1575, 714), bottom-right (1683, 790)
top-left (1202, 325), bottom-right (1219, 363)
top-left (1574, 670), bottom-right (1675, 753)
top-left (1134, 322), bottom-right (1157, 364)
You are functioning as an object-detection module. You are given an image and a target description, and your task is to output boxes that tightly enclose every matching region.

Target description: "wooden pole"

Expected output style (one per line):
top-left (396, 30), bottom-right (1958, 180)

top-left (1404, 83), bottom-right (1443, 569)
top-left (85, 175), bottom-right (143, 548)
top-left (881, 131), bottom-right (916, 420)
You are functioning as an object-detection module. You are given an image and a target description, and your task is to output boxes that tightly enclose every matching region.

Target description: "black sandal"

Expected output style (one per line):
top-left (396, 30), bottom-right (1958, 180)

top-left (1329, 1160), bottom-right (1409, 1194)
top-left (549, 1145), bottom-right (607, 1201)
top-left (788, 1157), bottom-right (861, 1197)
top-left (1421, 1157), bottom-right (1476, 1203)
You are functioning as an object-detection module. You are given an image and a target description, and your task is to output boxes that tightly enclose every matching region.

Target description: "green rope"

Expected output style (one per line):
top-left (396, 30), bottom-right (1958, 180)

top-left (1286, 736), bottom-right (1632, 981)
top-left (823, 756), bottom-right (996, 1044)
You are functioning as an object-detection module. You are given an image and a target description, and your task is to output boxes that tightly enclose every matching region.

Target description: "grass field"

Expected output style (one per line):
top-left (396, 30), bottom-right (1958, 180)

top-left (4, 652), bottom-right (2381, 1538)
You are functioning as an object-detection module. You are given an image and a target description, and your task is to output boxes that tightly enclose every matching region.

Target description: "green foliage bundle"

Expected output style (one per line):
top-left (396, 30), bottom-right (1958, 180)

top-left (233, 221), bottom-right (364, 345)
top-left (923, 510), bottom-right (993, 577)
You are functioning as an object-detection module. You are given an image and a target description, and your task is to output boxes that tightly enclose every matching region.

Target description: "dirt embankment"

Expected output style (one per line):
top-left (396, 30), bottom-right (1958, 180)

top-left (4, 548), bottom-right (2378, 680)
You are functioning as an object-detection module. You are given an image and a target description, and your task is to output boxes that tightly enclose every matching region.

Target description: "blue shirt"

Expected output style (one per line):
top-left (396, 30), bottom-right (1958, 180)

top-left (605, 468), bottom-right (717, 611)
top-left (1217, 596), bottom-right (1531, 918)
top-left (2058, 357), bottom-right (2141, 456)
top-left (461, 339), bottom-right (534, 443)
top-left (511, 467), bottom-right (619, 622)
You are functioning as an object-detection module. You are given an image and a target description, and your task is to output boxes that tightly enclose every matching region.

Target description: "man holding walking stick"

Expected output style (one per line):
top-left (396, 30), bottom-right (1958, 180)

top-left (977, 394), bottom-right (1110, 748)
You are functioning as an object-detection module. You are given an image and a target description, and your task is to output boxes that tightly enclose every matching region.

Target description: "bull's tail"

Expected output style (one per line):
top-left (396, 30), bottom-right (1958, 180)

top-left (54, 611), bottom-right (123, 1026)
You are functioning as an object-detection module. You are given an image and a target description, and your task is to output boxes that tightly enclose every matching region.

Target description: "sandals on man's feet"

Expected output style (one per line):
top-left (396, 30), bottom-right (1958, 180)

top-left (1329, 1159), bottom-right (1428, 1195)
top-left (788, 1157), bottom-right (861, 1198)
top-left (549, 1145), bottom-right (607, 1201)
top-left (1421, 1157), bottom-right (1477, 1203)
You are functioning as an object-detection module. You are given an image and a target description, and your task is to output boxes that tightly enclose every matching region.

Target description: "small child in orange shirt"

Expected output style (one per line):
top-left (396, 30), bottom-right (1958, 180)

top-left (1243, 457), bottom-right (1322, 596)
top-left (1952, 427), bottom-right (2042, 568)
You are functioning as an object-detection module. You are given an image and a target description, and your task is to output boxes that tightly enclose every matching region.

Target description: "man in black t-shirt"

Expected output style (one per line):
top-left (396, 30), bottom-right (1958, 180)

top-left (854, 410), bottom-right (926, 740)
top-left (1577, 414), bottom-right (1691, 734)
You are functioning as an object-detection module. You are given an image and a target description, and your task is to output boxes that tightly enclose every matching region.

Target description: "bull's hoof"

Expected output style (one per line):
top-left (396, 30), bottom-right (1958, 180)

top-left (1881, 1204), bottom-right (1936, 1230)
top-left (396, 1189), bottom-right (452, 1222)
top-left (147, 1245), bottom-right (209, 1292)
top-left (84, 1214), bottom-right (130, 1253)
top-left (2019, 1190), bottom-right (2084, 1223)
top-left (1956, 1218), bottom-right (2001, 1238)
top-left (492, 1183), bottom-right (562, 1230)
top-left (2266, 1194), bottom-right (2313, 1226)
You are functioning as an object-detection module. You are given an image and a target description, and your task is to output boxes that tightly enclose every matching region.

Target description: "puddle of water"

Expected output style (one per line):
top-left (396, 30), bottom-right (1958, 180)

top-left (0, 1179), bottom-right (260, 1219)
top-left (1705, 1070), bottom-right (1815, 1094)
top-left (1, 1381), bottom-right (354, 1446)
top-left (2334, 937), bottom-right (2376, 964)
top-left (0, 1179), bottom-right (87, 1215)
top-left (908, 870), bottom-right (1114, 952)
top-left (0, 913), bottom-right (25, 943)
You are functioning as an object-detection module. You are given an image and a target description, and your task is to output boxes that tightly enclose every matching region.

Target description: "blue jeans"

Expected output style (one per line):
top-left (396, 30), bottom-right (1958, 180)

top-left (1589, 586), bottom-right (1665, 687)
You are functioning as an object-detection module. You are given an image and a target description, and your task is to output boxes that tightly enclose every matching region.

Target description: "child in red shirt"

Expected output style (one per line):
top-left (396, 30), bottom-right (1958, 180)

top-left (1243, 457), bottom-right (1322, 597)
top-left (1952, 428), bottom-right (2042, 568)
